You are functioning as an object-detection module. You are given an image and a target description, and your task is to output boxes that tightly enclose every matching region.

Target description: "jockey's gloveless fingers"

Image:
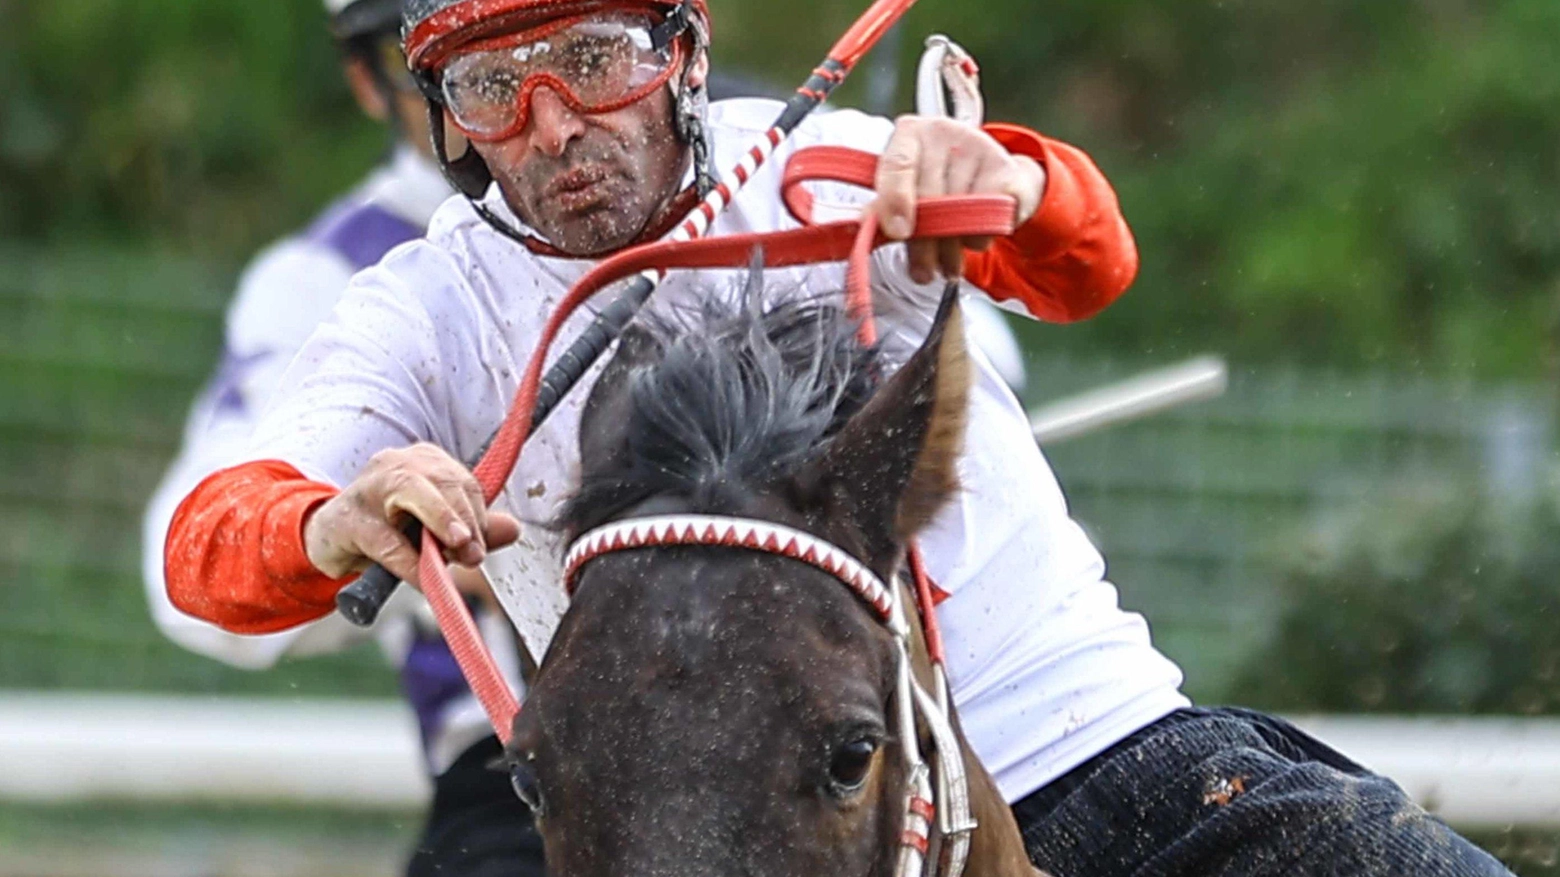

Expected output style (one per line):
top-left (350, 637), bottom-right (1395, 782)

top-left (874, 116), bottom-right (1045, 285)
top-left (303, 443), bottom-right (521, 582)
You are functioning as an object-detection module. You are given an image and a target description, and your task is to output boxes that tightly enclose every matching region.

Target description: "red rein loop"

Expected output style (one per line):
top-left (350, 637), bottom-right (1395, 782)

top-left (422, 147), bottom-right (1015, 741)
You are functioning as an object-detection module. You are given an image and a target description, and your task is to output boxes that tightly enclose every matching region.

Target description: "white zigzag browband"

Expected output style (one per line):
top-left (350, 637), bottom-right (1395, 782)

top-left (564, 514), bottom-right (897, 623)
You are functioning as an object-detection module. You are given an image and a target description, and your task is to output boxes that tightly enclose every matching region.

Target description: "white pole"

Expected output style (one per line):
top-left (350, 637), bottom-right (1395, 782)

top-left (1030, 355), bottom-right (1229, 444)
top-left (1291, 715), bottom-right (1560, 829)
top-left (3, 695), bottom-right (1558, 826)
top-left (0, 692), bottom-right (429, 808)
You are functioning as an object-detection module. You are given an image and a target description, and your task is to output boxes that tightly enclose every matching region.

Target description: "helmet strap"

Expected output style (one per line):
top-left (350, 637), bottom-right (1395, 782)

top-left (673, 71), bottom-right (714, 197)
top-left (668, 0), bottom-right (714, 196)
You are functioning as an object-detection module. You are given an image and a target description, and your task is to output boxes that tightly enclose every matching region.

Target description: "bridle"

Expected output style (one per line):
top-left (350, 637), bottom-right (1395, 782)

top-left (563, 514), bottom-right (977, 877)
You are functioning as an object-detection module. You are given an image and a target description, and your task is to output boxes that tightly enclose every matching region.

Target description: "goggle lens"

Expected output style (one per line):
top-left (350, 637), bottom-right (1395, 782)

top-left (440, 14), bottom-right (677, 141)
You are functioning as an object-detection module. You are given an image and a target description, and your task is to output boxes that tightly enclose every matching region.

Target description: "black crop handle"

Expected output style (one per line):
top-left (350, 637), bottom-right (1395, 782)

top-left (334, 525), bottom-right (419, 626)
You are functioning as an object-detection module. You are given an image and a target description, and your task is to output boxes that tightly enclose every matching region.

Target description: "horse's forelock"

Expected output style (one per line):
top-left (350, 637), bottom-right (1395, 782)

top-left (559, 262), bottom-right (879, 537)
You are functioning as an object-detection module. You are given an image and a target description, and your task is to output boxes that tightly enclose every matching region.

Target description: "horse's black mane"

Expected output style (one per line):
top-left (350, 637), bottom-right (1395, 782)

top-left (560, 264), bottom-right (880, 535)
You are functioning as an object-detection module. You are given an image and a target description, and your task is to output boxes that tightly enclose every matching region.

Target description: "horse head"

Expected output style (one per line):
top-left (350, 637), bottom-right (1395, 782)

top-left (511, 266), bottom-right (1037, 877)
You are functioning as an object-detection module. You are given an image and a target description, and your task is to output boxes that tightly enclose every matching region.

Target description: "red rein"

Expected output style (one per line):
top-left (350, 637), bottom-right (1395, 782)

top-left (423, 147), bottom-right (1016, 742)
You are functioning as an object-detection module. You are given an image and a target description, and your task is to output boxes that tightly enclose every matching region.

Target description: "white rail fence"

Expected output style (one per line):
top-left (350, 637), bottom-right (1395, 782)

top-left (2, 693), bottom-right (1557, 828)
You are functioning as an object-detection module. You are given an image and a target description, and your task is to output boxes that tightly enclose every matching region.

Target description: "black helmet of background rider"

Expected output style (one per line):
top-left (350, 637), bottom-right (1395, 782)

top-left (399, 0), bottom-right (714, 208)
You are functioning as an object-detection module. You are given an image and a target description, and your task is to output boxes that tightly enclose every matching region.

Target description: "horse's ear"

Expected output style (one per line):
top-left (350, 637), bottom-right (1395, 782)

top-left (801, 287), bottom-right (970, 569)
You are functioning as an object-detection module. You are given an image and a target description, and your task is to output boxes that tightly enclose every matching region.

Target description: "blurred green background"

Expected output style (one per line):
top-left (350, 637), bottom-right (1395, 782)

top-left (3, 0), bottom-right (1559, 873)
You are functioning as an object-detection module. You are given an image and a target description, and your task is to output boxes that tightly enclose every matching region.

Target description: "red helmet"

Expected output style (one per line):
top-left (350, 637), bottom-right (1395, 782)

top-left (403, 0), bottom-right (710, 73)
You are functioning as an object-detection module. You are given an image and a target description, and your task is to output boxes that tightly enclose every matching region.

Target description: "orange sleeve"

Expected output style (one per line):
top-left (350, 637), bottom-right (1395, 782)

top-left (165, 459), bottom-right (352, 634)
top-left (963, 124), bottom-right (1140, 323)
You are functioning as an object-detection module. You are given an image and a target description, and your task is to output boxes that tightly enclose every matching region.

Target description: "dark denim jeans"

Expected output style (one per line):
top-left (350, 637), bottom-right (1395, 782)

top-left (1010, 707), bottom-right (1516, 877)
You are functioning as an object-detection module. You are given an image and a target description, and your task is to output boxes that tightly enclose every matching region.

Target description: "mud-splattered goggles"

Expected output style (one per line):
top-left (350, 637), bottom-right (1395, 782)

top-left (437, 11), bottom-right (685, 142)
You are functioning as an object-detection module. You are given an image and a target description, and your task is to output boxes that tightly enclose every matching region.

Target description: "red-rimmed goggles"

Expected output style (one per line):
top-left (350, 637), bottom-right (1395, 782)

top-left (436, 10), bottom-right (685, 143)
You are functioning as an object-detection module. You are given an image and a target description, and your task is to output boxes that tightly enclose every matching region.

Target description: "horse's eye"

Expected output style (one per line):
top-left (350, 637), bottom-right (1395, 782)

top-left (510, 758), bottom-right (546, 815)
top-left (827, 738), bottom-right (878, 793)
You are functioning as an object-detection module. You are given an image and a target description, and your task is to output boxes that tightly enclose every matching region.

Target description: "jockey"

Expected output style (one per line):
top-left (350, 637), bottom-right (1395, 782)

top-left (161, 0), bottom-right (1513, 874)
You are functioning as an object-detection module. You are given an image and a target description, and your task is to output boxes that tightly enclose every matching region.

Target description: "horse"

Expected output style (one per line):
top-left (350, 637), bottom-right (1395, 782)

top-left (508, 264), bottom-right (1045, 877)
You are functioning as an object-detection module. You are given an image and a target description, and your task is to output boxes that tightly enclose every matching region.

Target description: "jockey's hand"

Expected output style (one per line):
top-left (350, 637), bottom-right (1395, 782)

top-left (874, 115), bottom-right (1047, 285)
top-left (302, 442), bottom-right (521, 587)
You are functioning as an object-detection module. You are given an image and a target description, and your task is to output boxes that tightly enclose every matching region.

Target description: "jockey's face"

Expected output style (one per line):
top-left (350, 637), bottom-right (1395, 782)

top-left (461, 47), bottom-right (707, 257)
